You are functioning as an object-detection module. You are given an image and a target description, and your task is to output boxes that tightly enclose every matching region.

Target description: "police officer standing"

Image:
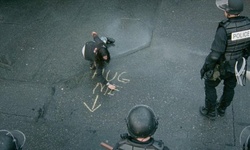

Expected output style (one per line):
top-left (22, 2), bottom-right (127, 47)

top-left (200, 0), bottom-right (250, 120)
top-left (82, 32), bottom-right (116, 90)
top-left (113, 105), bottom-right (170, 150)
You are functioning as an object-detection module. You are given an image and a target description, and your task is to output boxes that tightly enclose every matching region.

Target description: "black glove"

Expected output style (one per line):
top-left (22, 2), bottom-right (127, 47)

top-left (204, 70), bottom-right (214, 80)
top-left (200, 64), bottom-right (208, 79)
top-left (200, 64), bottom-right (213, 80)
top-left (200, 68), bottom-right (206, 79)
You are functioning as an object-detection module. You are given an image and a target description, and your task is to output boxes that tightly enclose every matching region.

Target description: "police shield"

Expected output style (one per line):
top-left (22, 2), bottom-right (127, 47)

top-left (216, 0), bottom-right (228, 11)
top-left (240, 126), bottom-right (250, 149)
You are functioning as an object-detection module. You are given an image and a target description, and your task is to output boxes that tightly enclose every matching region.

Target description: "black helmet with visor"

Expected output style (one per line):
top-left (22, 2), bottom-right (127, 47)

top-left (216, 0), bottom-right (243, 15)
top-left (126, 105), bottom-right (158, 138)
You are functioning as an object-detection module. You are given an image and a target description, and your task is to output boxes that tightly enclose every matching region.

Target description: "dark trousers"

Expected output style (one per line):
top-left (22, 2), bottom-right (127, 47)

top-left (204, 72), bottom-right (237, 110)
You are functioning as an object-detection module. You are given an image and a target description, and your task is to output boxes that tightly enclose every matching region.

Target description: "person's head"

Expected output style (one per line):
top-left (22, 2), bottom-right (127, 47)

top-left (216, 0), bottom-right (243, 18)
top-left (126, 105), bottom-right (158, 141)
top-left (0, 130), bottom-right (26, 150)
top-left (240, 126), bottom-right (250, 150)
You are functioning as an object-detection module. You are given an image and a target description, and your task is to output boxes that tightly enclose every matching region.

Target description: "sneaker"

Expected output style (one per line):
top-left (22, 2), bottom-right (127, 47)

top-left (106, 37), bottom-right (115, 44)
top-left (199, 106), bottom-right (216, 120)
top-left (217, 107), bottom-right (226, 117)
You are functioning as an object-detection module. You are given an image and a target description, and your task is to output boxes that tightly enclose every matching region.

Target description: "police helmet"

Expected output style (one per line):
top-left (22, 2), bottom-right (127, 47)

top-left (126, 105), bottom-right (158, 138)
top-left (0, 130), bottom-right (26, 150)
top-left (216, 0), bottom-right (243, 15)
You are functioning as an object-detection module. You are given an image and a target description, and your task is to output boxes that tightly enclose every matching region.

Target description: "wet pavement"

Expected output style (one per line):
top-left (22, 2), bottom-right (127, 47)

top-left (0, 0), bottom-right (250, 149)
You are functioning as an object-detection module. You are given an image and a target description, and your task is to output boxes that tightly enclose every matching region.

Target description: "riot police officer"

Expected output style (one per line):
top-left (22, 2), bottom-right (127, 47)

top-left (82, 31), bottom-right (116, 90)
top-left (0, 129), bottom-right (26, 150)
top-left (200, 0), bottom-right (250, 120)
top-left (113, 105), bottom-right (170, 150)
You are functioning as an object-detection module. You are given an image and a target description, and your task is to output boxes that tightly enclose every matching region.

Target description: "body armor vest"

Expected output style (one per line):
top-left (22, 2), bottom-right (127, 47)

top-left (219, 16), bottom-right (250, 72)
top-left (116, 137), bottom-right (165, 150)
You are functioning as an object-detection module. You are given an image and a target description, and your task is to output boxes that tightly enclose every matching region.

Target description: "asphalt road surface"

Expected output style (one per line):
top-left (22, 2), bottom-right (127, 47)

top-left (0, 0), bottom-right (250, 149)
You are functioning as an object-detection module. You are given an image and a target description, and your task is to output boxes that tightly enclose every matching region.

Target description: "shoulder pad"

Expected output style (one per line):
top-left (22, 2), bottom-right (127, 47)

top-left (120, 133), bottom-right (129, 139)
top-left (221, 19), bottom-right (228, 24)
top-left (152, 140), bottom-right (164, 150)
top-left (219, 19), bottom-right (229, 27)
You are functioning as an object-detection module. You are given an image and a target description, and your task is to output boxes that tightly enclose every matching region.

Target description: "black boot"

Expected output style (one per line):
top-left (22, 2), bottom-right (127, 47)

top-left (106, 37), bottom-right (115, 44)
top-left (217, 97), bottom-right (227, 117)
top-left (217, 106), bottom-right (226, 117)
top-left (217, 108), bottom-right (225, 117)
top-left (199, 106), bottom-right (216, 120)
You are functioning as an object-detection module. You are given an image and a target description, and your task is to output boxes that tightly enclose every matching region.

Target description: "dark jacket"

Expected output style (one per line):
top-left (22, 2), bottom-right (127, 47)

top-left (84, 35), bottom-right (111, 85)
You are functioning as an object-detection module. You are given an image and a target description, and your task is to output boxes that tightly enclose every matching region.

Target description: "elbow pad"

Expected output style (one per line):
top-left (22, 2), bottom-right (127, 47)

top-left (209, 51), bottom-right (221, 61)
top-left (206, 51), bottom-right (221, 63)
top-left (204, 51), bottom-right (222, 70)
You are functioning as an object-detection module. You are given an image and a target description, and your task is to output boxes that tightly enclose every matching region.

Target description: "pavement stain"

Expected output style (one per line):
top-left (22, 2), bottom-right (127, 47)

top-left (86, 129), bottom-right (97, 134)
top-left (61, 71), bottom-right (87, 90)
top-left (36, 106), bottom-right (46, 122)
top-left (0, 54), bottom-right (12, 70)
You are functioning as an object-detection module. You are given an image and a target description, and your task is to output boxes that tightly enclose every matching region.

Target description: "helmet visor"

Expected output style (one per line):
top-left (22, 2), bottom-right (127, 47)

top-left (216, 0), bottom-right (229, 11)
top-left (240, 126), bottom-right (250, 148)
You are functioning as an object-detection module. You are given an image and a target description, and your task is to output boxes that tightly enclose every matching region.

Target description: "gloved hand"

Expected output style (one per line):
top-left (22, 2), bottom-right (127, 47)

top-left (204, 70), bottom-right (214, 80)
top-left (200, 68), bottom-right (206, 79)
top-left (200, 64), bottom-right (213, 80)
top-left (200, 64), bottom-right (207, 79)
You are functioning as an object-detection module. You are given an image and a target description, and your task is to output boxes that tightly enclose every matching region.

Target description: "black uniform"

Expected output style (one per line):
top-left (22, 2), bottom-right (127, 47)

top-left (201, 16), bottom-right (250, 115)
top-left (84, 35), bottom-right (111, 85)
top-left (113, 134), bottom-right (170, 150)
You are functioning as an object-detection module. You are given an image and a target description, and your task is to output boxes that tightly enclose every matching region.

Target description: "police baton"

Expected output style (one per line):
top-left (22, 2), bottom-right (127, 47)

top-left (100, 142), bottom-right (113, 150)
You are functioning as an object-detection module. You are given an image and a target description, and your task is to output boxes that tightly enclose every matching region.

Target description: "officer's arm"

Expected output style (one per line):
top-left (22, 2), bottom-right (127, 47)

top-left (200, 27), bottom-right (226, 79)
top-left (200, 51), bottom-right (221, 79)
top-left (203, 50), bottom-right (222, 70)
top-left (206, 26), bottom-right (226, 67)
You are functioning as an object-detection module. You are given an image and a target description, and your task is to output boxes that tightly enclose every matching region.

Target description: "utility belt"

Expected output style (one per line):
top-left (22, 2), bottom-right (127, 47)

top-left (118, 133), bottom-right (165, 150)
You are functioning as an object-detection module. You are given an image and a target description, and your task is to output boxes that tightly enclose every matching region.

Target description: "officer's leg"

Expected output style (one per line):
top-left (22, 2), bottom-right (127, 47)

top-left (218, 73), bottom-right (237, 116)
top-left (200, 79), bottom-right (220, 120)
